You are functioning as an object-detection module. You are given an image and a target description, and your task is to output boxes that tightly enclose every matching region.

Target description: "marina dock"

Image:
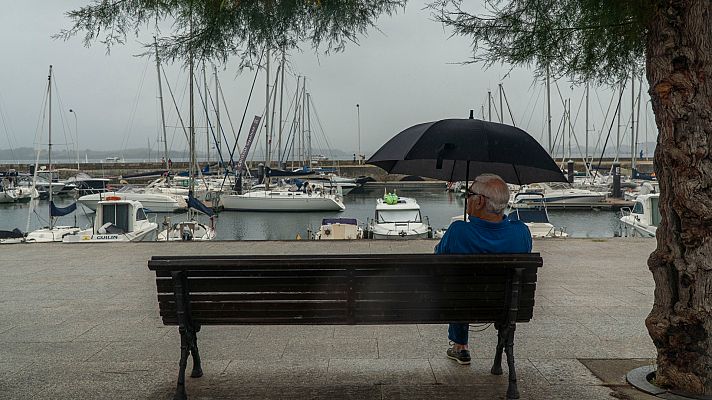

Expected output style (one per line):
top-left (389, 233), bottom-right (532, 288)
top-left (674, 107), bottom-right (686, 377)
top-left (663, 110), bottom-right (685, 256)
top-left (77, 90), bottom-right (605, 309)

top-left (1, 238), bottom-right (656, 399)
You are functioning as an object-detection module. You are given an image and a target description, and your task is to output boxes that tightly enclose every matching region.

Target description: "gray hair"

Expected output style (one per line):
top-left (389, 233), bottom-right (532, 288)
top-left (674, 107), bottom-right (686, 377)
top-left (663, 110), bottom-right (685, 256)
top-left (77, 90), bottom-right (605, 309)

top-left (470, 174), bottom-right (510, 214)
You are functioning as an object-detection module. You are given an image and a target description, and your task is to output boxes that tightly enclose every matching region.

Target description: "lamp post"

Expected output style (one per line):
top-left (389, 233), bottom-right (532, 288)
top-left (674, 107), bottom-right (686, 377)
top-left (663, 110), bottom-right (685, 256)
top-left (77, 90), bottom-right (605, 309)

top-left (356, 104), bottom-right (361, 165)
top-left (69, 109), bottom-right (79, 168)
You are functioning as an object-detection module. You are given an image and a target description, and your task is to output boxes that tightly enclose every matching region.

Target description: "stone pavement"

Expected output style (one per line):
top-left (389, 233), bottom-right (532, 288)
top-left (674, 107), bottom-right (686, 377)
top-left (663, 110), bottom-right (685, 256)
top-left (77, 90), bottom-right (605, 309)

top-left (0, 238), bottom-right (657, 399)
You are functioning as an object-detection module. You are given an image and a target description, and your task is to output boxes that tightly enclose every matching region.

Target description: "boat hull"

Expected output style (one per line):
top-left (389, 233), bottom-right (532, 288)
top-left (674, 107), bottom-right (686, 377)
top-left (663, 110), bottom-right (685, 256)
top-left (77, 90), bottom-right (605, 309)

top-left (221, 192), bottom-right (345, 211)
top-left (78, 193), bottom-right (186, 213)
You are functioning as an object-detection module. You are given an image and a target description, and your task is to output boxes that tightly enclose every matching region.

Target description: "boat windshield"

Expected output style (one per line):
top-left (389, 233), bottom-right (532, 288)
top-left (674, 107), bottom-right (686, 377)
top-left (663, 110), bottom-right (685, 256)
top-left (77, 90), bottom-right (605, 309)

top-left (508, 209), bottom-right (550, 224)
top-left (632, 201), bottom-right (644, 214)
top-left (650, 196), bottom-right (661, 226)
top-left (377, 210), bottom-right (421, 223)
top-left (102, 204), bottom-right (130, 232)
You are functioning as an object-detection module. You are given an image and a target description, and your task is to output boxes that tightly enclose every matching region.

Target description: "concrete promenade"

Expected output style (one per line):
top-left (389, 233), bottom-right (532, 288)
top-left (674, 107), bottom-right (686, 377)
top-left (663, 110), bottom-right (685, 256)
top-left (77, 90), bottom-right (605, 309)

top-left (0, 239), bottom-right (658, 399)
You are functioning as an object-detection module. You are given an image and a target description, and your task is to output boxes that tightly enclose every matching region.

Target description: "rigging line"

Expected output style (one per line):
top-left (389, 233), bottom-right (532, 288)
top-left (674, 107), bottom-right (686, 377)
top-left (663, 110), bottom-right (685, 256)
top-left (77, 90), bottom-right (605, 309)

top-left (220, 49), bottom-right (265, 191)
top-left (523, 81), bottom-right (543, 131)
top-left (500, 85), bottom-right (516, 126)
top-left (308, 95), bottom-right (335, 160)
top-left (51, 75), bottom-right (76, 163)
top-left (121, 57), bottom-right (152, 158)
top-left (589, 88), bottom-right (617, 165)
top-left (160, 64), bottom-right (191, 145)
top-left (592, 78), bottom-right (627, 181)
top-left (0, 92), bottom-right (18, 162)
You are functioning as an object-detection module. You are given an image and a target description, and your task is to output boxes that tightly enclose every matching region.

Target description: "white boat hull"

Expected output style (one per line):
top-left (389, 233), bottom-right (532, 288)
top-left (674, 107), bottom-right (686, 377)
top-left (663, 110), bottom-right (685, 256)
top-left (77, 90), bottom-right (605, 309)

top-left (371, 229), bottom-right (430, 240)
top-left (620, 216), bottom-right (657, 237)
top-left (221, 191), bottom-right (345, 211)
top-left (63, 224), bottom-right (158, 243)
top-left (26, 226), bottom-right (82, 243)
top-left (78, 192), bottom-right (187, 213)
top-left (157, 221), bottom-right (216, 241)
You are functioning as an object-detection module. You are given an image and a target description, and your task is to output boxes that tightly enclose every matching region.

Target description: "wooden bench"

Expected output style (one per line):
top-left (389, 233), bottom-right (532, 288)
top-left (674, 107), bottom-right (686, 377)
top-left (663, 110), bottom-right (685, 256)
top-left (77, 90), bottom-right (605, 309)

top-left (148, 253), bottom-right (543, 400)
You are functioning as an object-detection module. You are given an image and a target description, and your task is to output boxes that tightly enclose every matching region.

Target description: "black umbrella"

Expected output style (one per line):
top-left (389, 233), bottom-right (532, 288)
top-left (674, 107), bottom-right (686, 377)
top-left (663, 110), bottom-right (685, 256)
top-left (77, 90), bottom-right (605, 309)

top-left (368, 117), bottom-right (566, 185)
top-left (367, 114), bottom-right (567, 218)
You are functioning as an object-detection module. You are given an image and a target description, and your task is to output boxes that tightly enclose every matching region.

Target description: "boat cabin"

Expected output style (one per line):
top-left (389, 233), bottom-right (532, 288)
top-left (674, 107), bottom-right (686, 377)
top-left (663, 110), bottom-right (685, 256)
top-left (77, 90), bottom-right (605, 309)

top-left (95, 199), bottom-right (148, 234)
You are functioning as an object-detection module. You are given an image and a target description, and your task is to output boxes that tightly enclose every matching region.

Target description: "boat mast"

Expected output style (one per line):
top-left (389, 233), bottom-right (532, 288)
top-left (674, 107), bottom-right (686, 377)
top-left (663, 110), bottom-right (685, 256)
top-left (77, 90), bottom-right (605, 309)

top-left (188, 26), bottom-right (195, 216)
top-left (631, 72), bottom-right (636, 173)
top-left (546, 65), bottom-right (552, 154)
top-left (585, 83), bottom-right (589, 165)
top-left (203, 63), bottom-right (210, 166)
top-left (487, 90), bottom-right (492, 122)
top-left (214, 65), bottom-right (221, 172)
top-left (48, 65), bottom-right (53, 229)
top-left (265, 49), bottom-right (270, 175)
top-left (278, 49), bottom-right (285, 167)
top-left (154, 39), bottom-right (169, 171)
top-left (498, 84), bottom-right (503, 123)
top-left (306, 92), bottom-right (312, 166)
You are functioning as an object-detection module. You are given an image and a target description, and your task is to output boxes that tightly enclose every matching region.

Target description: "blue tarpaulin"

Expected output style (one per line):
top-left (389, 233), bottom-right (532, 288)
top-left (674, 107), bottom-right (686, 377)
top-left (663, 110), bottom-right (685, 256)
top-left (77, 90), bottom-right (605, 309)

top-left (50, 201), bottom-right (77, 217)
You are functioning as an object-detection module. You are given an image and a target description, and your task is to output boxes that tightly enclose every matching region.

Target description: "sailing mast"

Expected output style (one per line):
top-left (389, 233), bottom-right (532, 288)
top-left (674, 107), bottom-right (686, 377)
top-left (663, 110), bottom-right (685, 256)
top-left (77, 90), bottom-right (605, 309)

top-left (214, 65), bottom-right (221, 172)
top-left (278, 49), bottom-right (285, 167)
top-left (48, 65), bottom-right (54, 230)
top-left (265, 49), bottom-right (271, 175)
top-left (631, 72), bottom-right (636, 173)
top-left (546, 65), bottom-right (552, 154)
top-left (154, 39), bottom-right (169, 171)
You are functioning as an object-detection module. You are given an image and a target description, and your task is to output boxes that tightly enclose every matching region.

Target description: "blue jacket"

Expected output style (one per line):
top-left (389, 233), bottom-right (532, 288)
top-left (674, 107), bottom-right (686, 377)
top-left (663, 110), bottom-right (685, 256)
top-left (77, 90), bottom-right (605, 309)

top-left (435, 215), bottom-right (532, 254)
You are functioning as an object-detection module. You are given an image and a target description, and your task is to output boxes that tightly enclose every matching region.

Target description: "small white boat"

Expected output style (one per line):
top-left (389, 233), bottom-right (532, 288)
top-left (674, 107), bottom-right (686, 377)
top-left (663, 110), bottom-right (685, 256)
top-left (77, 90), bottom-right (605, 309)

top-left (511, 182), bottom-right (607, 207)
top-left (78, 191), bottom-right (187, 213)
top-left (368, 193), bottom-right (431, 239)
top-left (25, 226), bottom-right (82, 243)
top-left (620, 193), bottom-right (659, 237)
top-left (221, 189), bottom-right (345, 211)
top-left (314, 218), bottom-right (363, 240)
top-left (0, 229), bottom-right (25, 244)
top-left (507, 194), bottom-right (567, 238)
top-left (63, 198), bottom-right (158, 243)
top-left (157, 219), bottom-right (216, 241)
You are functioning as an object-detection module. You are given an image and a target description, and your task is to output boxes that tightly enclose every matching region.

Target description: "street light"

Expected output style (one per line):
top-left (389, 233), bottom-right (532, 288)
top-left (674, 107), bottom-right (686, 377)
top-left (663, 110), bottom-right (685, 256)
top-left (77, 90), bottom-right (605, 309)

top-left (69, 109), bottom-right (79, 168)
top-left (356, 104), bottom-right (361, 165)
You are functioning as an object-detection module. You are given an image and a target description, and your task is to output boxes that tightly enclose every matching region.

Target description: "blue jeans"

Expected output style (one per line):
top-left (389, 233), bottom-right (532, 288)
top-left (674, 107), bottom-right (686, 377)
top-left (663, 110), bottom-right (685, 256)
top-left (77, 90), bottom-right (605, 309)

top-left (448, 323), bottom-right (469, 345)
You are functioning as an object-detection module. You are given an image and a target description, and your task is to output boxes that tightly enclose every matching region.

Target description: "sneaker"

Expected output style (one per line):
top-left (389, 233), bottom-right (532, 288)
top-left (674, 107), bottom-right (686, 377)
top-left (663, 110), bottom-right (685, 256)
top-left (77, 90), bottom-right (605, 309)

top-left (446, 347), bottom-right (471, 365)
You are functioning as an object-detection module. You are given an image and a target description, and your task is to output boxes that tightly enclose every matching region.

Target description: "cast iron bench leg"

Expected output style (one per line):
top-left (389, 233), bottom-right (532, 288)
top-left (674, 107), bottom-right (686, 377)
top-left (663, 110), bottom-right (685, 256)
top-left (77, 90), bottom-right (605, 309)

top-left (174, 327), bottom-right (190, 400)
top-left (504, 324), bottom-right (519, 399)
top-left (491, 322), bottom-right (505, 375)
top-left (190, 324), bottom-right (203, 378)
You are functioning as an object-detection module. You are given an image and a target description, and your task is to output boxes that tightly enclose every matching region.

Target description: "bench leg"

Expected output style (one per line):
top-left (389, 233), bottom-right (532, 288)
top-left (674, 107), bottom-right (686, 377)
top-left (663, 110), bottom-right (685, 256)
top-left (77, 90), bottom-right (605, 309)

top-left (490, 323), bottom-right (505, 376)
top-left (174, 327), bottom-right (190, 400)
top-left (504, 324), bottom-right (519, 400)
top-left (189, 325), bottom-right (203, 378)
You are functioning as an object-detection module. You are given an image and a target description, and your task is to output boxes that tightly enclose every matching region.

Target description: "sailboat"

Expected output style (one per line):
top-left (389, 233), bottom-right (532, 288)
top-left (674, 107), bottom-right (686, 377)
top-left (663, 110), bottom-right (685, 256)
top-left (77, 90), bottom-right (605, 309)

top-left (156, 39), bottom-right (216, 241)
top-left (25, 66), bottom-right (81, 243)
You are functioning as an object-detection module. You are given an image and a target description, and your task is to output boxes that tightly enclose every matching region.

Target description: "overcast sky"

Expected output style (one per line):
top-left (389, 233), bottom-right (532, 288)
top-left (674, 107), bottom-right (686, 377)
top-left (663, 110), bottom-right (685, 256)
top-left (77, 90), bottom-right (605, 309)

top-left (0, 1), bottom-right (656, 161)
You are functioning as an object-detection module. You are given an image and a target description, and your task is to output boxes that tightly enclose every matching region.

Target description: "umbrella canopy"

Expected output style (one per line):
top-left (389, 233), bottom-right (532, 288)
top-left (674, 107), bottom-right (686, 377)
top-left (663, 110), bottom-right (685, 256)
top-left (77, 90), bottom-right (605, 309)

top-left (368, 118), bottom-right (567, 185)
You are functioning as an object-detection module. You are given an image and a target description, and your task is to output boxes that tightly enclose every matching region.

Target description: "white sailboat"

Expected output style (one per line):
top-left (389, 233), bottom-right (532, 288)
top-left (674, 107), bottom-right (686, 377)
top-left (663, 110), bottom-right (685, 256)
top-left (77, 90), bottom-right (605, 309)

top-left (26, 66), bottom-right (81, 243)
top-left (156, 46), bottom-right (215, 241)
top-left (507, 194), bottom-right (567, 238)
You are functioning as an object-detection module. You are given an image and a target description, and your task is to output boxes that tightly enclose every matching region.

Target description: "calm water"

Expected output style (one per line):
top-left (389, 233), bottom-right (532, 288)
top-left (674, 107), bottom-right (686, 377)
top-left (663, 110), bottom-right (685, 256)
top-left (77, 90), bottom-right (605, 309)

top-left (0, 186), bottom-right (622, 240)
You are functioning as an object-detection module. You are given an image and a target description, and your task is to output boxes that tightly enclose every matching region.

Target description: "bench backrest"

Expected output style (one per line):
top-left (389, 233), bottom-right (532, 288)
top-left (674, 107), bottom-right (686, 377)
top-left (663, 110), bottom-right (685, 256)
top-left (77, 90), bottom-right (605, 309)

top-left (148, 253), bottom-right (542, 326)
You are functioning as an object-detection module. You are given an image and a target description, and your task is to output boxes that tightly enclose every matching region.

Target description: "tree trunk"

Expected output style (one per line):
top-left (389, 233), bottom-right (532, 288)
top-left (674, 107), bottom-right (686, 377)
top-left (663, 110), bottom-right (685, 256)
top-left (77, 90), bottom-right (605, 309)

top-left (646, 1), bottom-right (712, 395)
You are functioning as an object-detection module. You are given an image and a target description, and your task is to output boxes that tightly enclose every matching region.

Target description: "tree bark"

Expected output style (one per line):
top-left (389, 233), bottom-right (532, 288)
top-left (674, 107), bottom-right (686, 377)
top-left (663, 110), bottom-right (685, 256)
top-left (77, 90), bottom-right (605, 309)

top-left (646, 1), bottom-right (712, 395)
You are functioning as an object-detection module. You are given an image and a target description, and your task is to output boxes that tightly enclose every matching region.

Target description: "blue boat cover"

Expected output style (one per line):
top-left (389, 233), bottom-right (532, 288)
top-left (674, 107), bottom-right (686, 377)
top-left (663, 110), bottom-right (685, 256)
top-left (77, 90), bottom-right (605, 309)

top-left (50, 201), bottom-right (77, 217)
top-left (188, 195), bottom-right (215, 217)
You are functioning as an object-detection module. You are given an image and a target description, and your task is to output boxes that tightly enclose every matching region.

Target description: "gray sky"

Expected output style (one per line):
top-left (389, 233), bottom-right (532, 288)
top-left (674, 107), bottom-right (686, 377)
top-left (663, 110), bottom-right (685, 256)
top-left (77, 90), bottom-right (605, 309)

top-left (0, 1), bottom-right (656, 161)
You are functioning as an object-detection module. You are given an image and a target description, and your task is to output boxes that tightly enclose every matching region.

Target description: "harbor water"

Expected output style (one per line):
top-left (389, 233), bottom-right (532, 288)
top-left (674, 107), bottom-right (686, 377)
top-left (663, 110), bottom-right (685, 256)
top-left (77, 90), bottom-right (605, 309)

top-left (0, 186), bottom-right (622, 241)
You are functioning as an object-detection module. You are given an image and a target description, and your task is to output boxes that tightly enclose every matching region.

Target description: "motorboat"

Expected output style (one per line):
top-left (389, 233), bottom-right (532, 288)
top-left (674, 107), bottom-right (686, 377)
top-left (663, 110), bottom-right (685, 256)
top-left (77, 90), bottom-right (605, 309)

top-left (368, 193), bottom-right (431, 239)
top-left (511, 182), bottom-right (607, 208)
top-left (314, 218), bottom-right (363, 240)
top-left (65, 173), bottom-right (110, 196)
top-left (0, 185), bottom-right (39, 203)
top-left (63, 198), bottom-right (158, 243)
top-left (221, 189), bottom-right (345, 211)
top-left (507, 194), bottom-right (567, 238)
top-left (620, 193), bottom-right (660, 237)
top-left (0, 229), bottom-right (25, 244)
top-left (25, 225), bottom-right (82, 243)
top-left (77, 189), bottom-right (187, 213)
